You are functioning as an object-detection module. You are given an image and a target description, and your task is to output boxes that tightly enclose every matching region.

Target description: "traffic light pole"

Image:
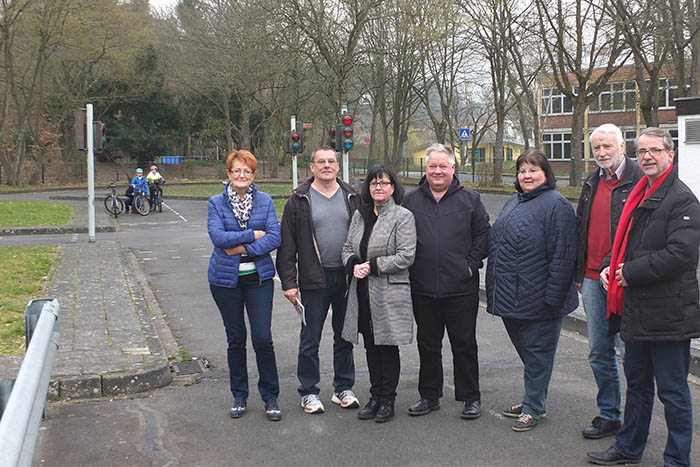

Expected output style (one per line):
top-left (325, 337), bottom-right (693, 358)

top-left (341, 105), bottom-right (349, 183)
top-left (291, 115), bottom-right (298, 189)
top-left (86, 103), bottom-right (95, 242)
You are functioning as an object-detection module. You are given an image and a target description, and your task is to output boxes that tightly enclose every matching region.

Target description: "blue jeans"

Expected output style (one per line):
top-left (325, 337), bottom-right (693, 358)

top-left (298, 269), bottom-right (354, 396)
top-left (503, 317), bottom-right (563, 420)
top-left (210, 276), bottom-right (279, 402)
top-left (581, 277), bottom-right (623, 421)
top-left (614, 340), bottom-right (692, 467)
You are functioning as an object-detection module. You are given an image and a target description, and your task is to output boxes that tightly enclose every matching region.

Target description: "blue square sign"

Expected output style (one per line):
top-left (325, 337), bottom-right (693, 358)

top-left (459, 128), bottom-right (471, 140)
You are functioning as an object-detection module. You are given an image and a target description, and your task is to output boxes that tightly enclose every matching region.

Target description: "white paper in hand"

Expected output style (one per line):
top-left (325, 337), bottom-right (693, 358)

top-left (294, 299), bottom-right (306, 326)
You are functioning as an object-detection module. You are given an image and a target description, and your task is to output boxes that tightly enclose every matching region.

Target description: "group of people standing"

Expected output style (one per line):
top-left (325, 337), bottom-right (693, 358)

top-left (205, 125), bottom-right (700, 466)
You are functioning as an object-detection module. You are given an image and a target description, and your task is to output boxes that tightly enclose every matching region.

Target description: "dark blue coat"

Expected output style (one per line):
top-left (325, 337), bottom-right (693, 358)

top-left (486, 184), bottom-right (578, 320)
top-left (207, 182), bottom-right (281, 288)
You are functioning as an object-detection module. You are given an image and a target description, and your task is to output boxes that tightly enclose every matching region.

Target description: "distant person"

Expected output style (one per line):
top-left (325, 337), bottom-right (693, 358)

top-left (486, 150), bottom-right (578, 432)
top-left (147, 165), bottom-right (165, 208)
top-left (207, 150), bottom-right (282, 422)
top-left (126, 168), bottom-right (148, 213)
top-left (588, 127), bottom-right (700, 466)
top-left (576, 123), bottom-right (643, 440)
top-left (342, 166), bottom-right (416, 423)
top-left (277, 146), bottom-right (360, 414)
top-left (402, 143), bottom-right (490, 420)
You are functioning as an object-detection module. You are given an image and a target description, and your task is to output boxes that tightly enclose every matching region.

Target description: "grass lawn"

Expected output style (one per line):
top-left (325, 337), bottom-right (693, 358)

top-left (0, 200), bottom-right (73, 228)
top-left (0, 246), bottom-right (57, 355)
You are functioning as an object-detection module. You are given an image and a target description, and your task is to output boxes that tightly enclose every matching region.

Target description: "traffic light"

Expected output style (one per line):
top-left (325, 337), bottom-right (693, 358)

top-left (291, 130), bottom-right (302, 153)
top-left (329, 126), bottom-right (337, 150)
top-left (341, 113), bottom-right (353, 150)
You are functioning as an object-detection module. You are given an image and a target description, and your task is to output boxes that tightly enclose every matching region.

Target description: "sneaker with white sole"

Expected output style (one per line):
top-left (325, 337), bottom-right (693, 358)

top-left (503, 403), bottom-right (547, 419)
top-left (301, 394), bottom-right (325, 414)
top-left (331, 390), bottom-right (360, 409)
top-left (512, 412), bottom-right (539, 432)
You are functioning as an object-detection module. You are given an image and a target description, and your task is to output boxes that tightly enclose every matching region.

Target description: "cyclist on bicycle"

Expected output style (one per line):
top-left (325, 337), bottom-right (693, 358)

top-left (126, 168), bottom-right (149, 214)
top-left (146, 165), bottom-right (165, 208)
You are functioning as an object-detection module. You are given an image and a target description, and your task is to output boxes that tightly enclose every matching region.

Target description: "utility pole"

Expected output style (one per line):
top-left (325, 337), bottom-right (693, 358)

top-left (341, 105), bottom-right (349, 183)
top-left (291, 115), bottom-right (298, 189)
top-left (87, 104), bottom-right (95, 242)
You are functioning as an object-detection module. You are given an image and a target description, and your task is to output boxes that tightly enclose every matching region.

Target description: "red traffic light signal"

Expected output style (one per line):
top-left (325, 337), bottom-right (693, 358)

top-left (341, 113), bottom-right (353, 150)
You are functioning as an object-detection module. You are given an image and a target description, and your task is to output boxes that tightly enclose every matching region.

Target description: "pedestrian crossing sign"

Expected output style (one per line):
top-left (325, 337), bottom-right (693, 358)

top-left (459, 128), bottom-right (471, 140)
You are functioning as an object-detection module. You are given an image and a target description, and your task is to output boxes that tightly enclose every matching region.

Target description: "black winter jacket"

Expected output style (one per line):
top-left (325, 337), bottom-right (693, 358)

top-left (575, 157), bottom-right (643, 283)
top-left (402, 176), bottom-right (490, 297)
top-left (486, 184), bottom-right (579, 320)
top-left (276, 177), bottom-right (359, 291)
top-left (606, 168), bottom-right (700, 342)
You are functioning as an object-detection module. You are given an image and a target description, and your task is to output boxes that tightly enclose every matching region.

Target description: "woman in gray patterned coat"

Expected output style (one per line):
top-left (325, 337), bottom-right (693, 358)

top-left (342, 166), bottom-right (417, 423)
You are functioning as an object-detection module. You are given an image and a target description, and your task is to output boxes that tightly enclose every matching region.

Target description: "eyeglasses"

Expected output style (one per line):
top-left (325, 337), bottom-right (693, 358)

top-left (369, 181), bottom-right (392, 188)
top-left (518, 168), bottom-right (542, 176)
top-left (230, 168), bottom-right (253, 177)
top-left (635, 148), bottom-right (666, 157)
top-left (312, 159), bottom-right (338, 166)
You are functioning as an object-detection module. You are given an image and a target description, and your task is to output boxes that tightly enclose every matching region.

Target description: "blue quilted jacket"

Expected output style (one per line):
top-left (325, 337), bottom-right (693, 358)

top-left (486, 184), bottom-right (578, 320)
top-left (207, 183), bottom-right (281, 288)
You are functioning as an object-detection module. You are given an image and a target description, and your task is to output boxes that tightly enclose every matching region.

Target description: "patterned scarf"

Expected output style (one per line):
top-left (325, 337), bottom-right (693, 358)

top-left (606, 164), bottom-right (673, 318)
top-left (227, 183), bottom-right (254, 230)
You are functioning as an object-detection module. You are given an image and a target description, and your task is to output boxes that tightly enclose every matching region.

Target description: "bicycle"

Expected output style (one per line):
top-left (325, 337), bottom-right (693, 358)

top-left (104, 182), bottom-right (125, 218)
top-left (133, 191), bottom-right (151, 216)
top-left (150, 179), bottom-right (164, 213)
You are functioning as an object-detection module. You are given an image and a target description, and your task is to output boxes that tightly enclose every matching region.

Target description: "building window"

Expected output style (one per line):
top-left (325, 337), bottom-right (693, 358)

top-left (470, 148), bottom-right (485, 162)
top-left (543, 132), bottom-right (571, 159)
top-left (624, 130), bottom-right (637, 158)
top-left (541, 87), bottom-right (573, 115)
top-left (506, 147), bottom-right (513, 161)
top-left (658, 77), bottom-right (691, 109)
top-left (589, 81), bottom-right (636, 113)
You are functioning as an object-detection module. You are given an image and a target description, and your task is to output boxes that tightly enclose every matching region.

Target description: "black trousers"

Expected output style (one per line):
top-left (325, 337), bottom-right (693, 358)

top-left (358, 281), bottom-right (400, 401)
top-left (412, 293), bottom-right (480, 402)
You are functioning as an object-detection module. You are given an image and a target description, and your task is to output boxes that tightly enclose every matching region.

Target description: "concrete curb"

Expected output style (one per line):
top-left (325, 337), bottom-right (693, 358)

top-left (0, 225), bottom-right (116, 236)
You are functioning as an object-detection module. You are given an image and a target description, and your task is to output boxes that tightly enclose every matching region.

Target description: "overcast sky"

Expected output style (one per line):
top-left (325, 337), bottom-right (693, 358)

top-left (149, 0), bottom-right (176, 12)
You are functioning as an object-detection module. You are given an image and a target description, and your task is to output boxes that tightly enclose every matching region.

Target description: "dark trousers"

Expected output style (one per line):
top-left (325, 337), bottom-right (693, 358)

top-left (209, 276), bottom-right (279, 402)
top-left (412, 293), bottom-right (480, 402)
top-left (298, 269), bottom-right (355, 396)
top-left (503, 317), bottom-right (563, 419)
top-left (358, 299), bottom-right (400, 401)
top-left (614, 340), bottom-right (692, 467)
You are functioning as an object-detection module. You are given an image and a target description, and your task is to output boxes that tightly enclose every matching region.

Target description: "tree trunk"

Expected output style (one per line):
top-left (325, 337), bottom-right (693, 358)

top-left (569, 106), bottom-right (585, 187)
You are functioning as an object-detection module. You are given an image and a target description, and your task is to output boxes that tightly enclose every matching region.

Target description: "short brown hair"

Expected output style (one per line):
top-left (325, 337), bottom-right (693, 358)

top-left (226, 150), bottom-right (257, 173)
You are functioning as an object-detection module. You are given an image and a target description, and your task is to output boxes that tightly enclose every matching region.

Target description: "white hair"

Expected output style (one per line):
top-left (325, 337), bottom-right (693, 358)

top-left (425, 143), bottom-right (456, 165)
top-left (590, 124), bottom-right (624, 146)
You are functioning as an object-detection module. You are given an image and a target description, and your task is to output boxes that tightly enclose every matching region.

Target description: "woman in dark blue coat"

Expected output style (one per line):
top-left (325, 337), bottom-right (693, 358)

top-left (486, 150), bottom-right (578, 432)
top-left (207, 150), bottom-right (282, 421)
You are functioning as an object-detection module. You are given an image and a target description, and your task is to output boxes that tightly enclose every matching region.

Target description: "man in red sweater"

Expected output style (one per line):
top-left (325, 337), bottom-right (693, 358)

top-left (575, 124), bottom-right (643, 439)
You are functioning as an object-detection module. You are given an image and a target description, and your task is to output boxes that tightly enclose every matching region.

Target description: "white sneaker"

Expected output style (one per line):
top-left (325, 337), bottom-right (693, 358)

top-left (301, 394), bottom-right (325, 414)
top-left (331, 390), bottom-right (360, 409)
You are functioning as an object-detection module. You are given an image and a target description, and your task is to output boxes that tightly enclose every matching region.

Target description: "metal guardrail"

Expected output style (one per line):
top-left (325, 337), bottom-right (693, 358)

top-left (0, 298), bottom-right (60, 467)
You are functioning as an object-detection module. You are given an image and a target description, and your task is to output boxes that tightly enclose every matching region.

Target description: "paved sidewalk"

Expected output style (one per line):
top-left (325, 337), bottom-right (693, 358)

top-left (0, 240), bottom-right (174, 398)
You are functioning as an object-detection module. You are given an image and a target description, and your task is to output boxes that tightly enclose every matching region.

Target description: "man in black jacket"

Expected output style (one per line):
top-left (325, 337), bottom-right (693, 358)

top-left (277, 147), bottom-right (360, 414)
top-left (588, 127), bottom-right (700, 466)
top-left (402, 143), bottom-right (490, 420)
top-left (576, 124), bottom-right (643, 440)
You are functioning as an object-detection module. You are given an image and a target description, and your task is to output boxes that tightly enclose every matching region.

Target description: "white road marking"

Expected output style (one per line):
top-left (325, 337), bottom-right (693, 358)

top-left (164, 202), bottom-right (188, 222)
top-left (171, 256), bottom-right (181, 259)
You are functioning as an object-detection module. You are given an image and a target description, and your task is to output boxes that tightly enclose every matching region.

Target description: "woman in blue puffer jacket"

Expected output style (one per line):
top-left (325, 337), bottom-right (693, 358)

top-left (207, 150), bottom-right (282, 422)
top-left (486, 150), bottom-right (578, 433)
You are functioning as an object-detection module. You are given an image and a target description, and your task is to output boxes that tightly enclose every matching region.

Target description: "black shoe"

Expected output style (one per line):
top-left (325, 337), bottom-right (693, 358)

top-left (408, 398), bottom-right (440, 416)
top-left (358, 398), bottom-right (381, 420)
top-left (587, 446), bottom-right (642, 465)
top-left (375, 399), bottom-right (395, 423)
top-left (583, 416), bottom-right (621, 439)
top-left (265, 398), bottom-right (282, 421)
top-left (460, 400), bottom-right (481, 420)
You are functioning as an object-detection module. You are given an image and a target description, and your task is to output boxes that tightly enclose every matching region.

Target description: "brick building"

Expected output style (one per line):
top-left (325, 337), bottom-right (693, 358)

top-left (539, 63), bottom-right (690, 165)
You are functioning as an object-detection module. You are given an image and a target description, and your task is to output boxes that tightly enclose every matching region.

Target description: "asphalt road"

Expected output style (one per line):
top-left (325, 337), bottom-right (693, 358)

top-left (4, 192), bottom-right (699, 466)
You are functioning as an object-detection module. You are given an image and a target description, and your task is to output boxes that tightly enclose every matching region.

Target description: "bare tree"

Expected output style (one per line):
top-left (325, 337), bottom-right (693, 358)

top-left (535, 0), bottom-right (629, 186)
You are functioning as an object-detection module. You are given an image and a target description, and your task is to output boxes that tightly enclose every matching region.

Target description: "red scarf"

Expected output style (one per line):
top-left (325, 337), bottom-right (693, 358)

top-left (606, 164), bottom-right (673, 318)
